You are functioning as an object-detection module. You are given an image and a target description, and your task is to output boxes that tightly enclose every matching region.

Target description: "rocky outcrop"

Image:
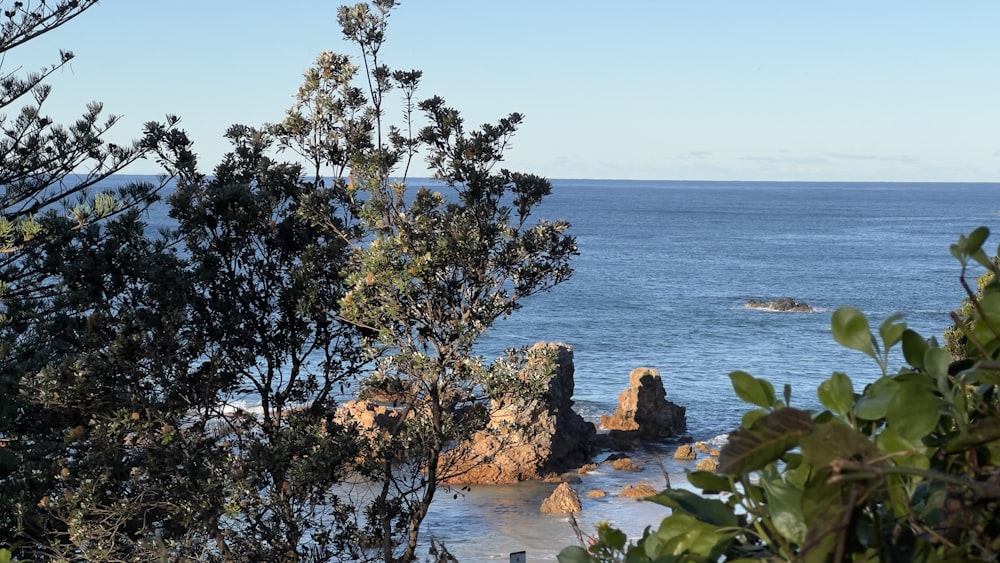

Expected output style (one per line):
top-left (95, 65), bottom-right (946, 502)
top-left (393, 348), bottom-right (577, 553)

top-left (673, 444), bottom-right (697, 460)
top-left (540, 482), bottom-right (582, 514)
top-left (335, 399), bottom-right (402, 440)
top-left (442, 343), bottom-right (596, 485)
top-left (696, 457), bottom-right (719, 471)
top-left (599, 368), bottom-right (686, 441)
top-left (744, 297), bottom-right (814, 312)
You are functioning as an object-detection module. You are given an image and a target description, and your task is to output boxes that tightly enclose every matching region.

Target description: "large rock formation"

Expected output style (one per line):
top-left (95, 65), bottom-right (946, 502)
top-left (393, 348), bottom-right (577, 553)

top-left (744, 297), bottom-right (814, 312)
top-left (600, 368), bottom-right (686, 441)
top-left (441, 343), bottom-right (596, 485)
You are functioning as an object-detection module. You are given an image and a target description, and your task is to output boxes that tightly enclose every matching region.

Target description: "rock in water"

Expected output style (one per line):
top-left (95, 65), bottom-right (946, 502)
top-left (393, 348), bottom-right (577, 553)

top-left (673, 444), bottom-right (697, 460)
top-left (599, 368), bottom-right (687, 440)
top-left (744, 297), bottom-right (814, 312)
top-left (619, 483), bottom-right (658, 498)
top-left (441, 343), bottom-right (596, 485)
top-left (540, 482), bottom-right (582, 514)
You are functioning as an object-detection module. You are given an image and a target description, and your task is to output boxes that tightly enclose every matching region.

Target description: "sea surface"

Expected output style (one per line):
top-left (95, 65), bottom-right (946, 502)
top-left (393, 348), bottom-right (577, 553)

top-left (126, 177), bottom-right (1000, 560)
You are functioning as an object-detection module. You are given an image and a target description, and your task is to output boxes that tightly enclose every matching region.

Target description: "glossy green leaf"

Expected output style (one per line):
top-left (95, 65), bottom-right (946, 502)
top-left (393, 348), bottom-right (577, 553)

top-left (854, 377), bottom-right (898, 420)
top-left (644, 489), bottom-right (738, 527)
top-left (901, 329), bottom-right (928, 370)
top-left (652, 512), bottom-right (739, 561)
top-left (556, 546), bottom-right (593, 563)
top-left (597, 525), bottom-right (627, 550)
top-left (817, 372), bottom-right (854, 417)
top-left (876, 426), bottom-right (929, 469)
top-left (686, 470), bottom-right (735, 493)
top-left (831, 307), bottom-right (877, 360)
top-left (879, 312), bottom-right (907, 351)
top-left (720, 408), bottom-right (813, 474)
top-left (886, 382), bottom-right (941, 441)
top-left (741, 408), bottom-right (768, 429)
top-left (729, 370), bottom-right (777, 408)
top-left (978, 291), bottom-right (1000, 318)
top-left (759, 468), bottom-right (807, 545)
top-left (922, 346), bottom-right (951, 376)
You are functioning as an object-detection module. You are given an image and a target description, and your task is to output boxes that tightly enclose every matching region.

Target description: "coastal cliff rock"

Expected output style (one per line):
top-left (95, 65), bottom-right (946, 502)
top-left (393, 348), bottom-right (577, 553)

top-left (599, 368), bottom-right (687, 441)
top-left (442, 343), bottom-right (596, 485)
top-left (745, 297), bottom-right (814, 312)
top-left (540, 482), bottom-right (582, 514)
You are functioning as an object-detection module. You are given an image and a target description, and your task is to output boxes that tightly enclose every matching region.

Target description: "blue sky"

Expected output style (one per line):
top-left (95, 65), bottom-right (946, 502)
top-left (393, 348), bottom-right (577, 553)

top-left (17, 1), bottom-right (1000, 181)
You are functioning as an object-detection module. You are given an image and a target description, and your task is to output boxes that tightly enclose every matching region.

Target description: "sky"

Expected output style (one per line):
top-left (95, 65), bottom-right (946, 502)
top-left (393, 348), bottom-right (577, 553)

top-left (13, 1), bottom-right (1000, 182)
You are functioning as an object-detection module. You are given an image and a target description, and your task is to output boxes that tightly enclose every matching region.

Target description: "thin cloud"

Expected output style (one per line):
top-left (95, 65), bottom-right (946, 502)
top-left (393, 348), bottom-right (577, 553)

top-left (824, 152), bottom-right (920, 164)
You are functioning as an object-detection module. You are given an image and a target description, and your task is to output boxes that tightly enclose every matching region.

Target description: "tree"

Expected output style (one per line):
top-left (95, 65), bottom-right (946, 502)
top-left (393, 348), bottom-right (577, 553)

top-left (166, 125), bottom-right (369, 561)
top-left (0, 0), bottom-right (191, 556)
top-left (285, 3), bottom-right (578, 561)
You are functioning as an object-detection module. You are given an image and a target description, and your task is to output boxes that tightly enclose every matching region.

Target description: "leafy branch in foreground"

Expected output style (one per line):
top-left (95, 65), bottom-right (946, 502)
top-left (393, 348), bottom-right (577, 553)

top-left (562, 226), bottom-right (1000, 562)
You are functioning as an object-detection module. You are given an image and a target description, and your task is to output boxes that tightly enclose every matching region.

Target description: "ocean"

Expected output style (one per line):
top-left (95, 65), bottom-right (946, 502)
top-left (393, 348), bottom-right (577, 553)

top-left (133, 177), bottom-right (1000, 560)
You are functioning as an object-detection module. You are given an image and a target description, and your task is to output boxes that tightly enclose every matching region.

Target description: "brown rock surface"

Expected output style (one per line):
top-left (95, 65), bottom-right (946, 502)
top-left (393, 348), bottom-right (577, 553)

top-left (600, 368), bottom-right (686, 440)
top-left (442, 343), bottom-right (596, 485)
top-left (619, 483), bottom-right (657, 498)
top-left (541, 482), bottom-right (582, 514)
top-left (696, 458), bottom-right (719, 471)
top-left (610, 457), bottom-right (641, 472)
top-left (587, 489), bottom-right (607, 498)
top-left (673, 444), bottom-right (697, 460)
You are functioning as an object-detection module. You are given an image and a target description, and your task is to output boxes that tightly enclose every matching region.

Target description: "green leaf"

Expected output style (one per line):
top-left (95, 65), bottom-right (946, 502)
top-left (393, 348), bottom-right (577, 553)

top-left (651, 513), bottom-right (739, 561)
top-left (741, 408), bottom-right (768, 429)
top-left (831, 307), bottom-right (877, 361)
top-left (759, 467), bottom-right (807, 545)
top-left (686, 470), bottom-right (735, 493)
top-left (801, 419), bottom-right (880, 470)
top-left (597, 525), bottom-right (628, 550)
top-left (644, 489), bottom-right (738, 527)
top-left (556, 546), bottom-right (594, 563)
top-left (854, 377), bottom-right (898, 420)
top-left (876, 427), bottom-right (930, 470)
top-left (720, 408), bottom-right (813, 474)
top-left (886, 382), bottom-right (941, 441)
top-left (800, 467), bottom-right (844, 562)
top-left (922, 346), bottom-right (951, 376)
top-left (879, 312), bottom-right (907, 351)
top-left (967, 227), bottom-right (994, 269)
top-left (901, 329), bottom-right (928, 370)
top-left (729, 370), bottom-right (777, 408)
top-left (817, 372), bottom-right (854, 417)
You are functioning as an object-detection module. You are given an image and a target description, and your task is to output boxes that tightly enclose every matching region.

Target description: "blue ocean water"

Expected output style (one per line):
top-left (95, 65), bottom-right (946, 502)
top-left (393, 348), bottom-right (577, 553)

top-left (127, 176), bottom-right (999, 559)
top-left (480, 180), bottom-right (999, 442)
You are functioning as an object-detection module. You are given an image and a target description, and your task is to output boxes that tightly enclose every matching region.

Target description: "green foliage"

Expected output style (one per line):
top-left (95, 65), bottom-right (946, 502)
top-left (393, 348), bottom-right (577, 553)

top-left (280, 3), bottom-right (576, 561)
top-left (564, 227), bottom-right (1000, 562)
top-left (3, 1), bottom-right (572, 560)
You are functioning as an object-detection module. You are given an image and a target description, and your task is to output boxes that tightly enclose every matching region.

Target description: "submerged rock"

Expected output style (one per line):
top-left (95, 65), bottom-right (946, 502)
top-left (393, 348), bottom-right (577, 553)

top-left (540, 482), bottom-right (582, 514)
top-left (696, 457), bottom-right (719, 471)
top-left (599, 368), bottom-right (687, 441)
top-left (673, 444), bottom-right (697, 460)
top-left (619, 483), bottom-right (657, 498)
top-left (745, 297), bottom-right (814, 312)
